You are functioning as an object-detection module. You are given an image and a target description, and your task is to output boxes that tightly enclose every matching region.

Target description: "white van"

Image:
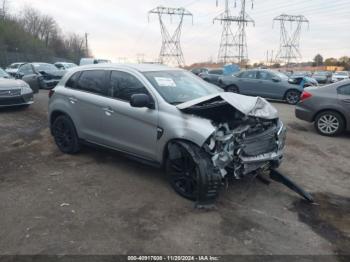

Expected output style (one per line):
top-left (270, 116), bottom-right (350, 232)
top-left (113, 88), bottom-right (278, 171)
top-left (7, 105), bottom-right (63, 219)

top-left (79, 58), bottom-right (112, 66)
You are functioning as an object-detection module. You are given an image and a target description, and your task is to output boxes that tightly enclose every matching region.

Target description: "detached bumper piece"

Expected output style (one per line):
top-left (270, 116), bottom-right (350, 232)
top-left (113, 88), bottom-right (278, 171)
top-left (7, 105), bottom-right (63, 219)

top-left (266, 169), bottom-right (314, 203)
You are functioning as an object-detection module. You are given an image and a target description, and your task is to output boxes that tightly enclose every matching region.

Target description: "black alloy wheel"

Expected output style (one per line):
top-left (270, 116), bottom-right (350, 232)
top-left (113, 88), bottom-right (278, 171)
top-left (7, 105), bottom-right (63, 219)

top-left (166, 143), bottom-right (199, 200)
top-left (52, 115), bottom-right (80, 154)
top-left (285, 90), bottom-right (301, 105)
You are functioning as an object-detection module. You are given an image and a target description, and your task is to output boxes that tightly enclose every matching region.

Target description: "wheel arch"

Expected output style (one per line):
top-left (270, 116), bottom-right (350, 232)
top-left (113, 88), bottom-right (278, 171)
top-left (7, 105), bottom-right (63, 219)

top-left (225, 84), bottom-right (240, 92)
top-left (49, 110), bottom-right (77, 135)
top-left (283, 88), bottom-right (302, 99)
top-left (313, 109), bottom-right (347, 129)
top-left (161, 138), bottom-right (202, 168)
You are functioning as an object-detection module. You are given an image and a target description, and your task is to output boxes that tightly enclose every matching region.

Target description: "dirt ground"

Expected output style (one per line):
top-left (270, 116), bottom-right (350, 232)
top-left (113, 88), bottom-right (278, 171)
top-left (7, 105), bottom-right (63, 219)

top-left (0, 91), bottom-right (349, 256)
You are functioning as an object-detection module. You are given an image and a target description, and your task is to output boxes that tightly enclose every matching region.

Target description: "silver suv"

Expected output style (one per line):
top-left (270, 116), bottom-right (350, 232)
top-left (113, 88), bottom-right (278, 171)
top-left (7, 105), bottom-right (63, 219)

top-left (48, 64), bottom-right (287, 203)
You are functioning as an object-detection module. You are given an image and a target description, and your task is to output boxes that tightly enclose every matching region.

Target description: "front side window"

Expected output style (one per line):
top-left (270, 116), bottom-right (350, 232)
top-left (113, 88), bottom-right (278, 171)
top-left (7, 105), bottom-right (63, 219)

top-left (76, 70), bottom-right (108, 95)
top-left (258, 71), bottom-right (273, 80)
top-left (33, 63), bottom-right (57, 72)
top-left (110, 71), bottom-right (149, 101)
top-left (240, 71), bottom-right (257, 79)
top-left (338, 85), bottom-right (350, 96)
top-left (143, 70), bottom-right (221, 105)
top-left (209, 69), bottom-right (223, 75)
top-left (18, 64), bottom-right (34, 75)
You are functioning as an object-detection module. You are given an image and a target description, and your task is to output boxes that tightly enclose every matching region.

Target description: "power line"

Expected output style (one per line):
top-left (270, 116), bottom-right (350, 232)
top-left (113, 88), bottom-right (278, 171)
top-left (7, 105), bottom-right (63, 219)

top-left (214, 0), bottom-right (254, 65)
top-left (273, 14), bottom-right (309, 66)
top-left (148, 6), bottom-right (193, 67)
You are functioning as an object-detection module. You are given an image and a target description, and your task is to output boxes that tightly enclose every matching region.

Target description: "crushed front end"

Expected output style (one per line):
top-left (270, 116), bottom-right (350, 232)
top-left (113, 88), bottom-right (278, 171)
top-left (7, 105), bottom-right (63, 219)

top-left (204, 117), bottom-right (286, 179)
top-left (177, 93), bottom-right (313, 205)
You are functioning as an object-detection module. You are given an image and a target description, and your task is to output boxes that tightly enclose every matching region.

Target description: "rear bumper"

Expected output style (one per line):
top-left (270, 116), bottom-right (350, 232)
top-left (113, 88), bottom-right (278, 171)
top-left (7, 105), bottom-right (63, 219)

top-left (295, 104), bottom-right (314, 122)
top-left (0, 93), bottom-right (34, 107)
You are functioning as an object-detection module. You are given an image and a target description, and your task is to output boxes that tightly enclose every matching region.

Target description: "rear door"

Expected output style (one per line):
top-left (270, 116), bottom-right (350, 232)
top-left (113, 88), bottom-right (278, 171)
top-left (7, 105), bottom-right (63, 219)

top-left (100, 70), bottom-right (159, 160)
top-left (66, 70), bottom-right (112, 144)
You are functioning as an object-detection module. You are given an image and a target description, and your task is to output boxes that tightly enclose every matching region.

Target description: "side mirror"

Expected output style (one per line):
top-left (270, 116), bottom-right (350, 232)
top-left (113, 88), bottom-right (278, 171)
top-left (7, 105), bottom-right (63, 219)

top-left (272, 76), bottom-right (281, 82)
top-left (15, 72), bottom-right (23, 79)
top-left (130, 94), bottom-right (154, 109)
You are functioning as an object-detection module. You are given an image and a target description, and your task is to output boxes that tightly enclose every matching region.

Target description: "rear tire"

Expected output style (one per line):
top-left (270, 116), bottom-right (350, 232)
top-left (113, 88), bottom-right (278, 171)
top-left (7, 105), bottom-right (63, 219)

top-left (285, 90), bottom-right (301, 105)
top-left (314, 111), bottom-right (345, 137)
top-left (226, 85), bottom-right (239, 93)
top-left (166, 141), bottom-right (221, 202)
top-left (52, 115), bottom-right (81, 154)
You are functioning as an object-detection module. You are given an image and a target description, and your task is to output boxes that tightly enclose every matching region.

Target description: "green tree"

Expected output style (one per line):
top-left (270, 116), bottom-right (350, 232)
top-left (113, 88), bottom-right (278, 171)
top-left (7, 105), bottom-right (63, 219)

top-left (324, 58), bottom-right (338, 66)
top-left (313, 54), bottom-right (323, 66)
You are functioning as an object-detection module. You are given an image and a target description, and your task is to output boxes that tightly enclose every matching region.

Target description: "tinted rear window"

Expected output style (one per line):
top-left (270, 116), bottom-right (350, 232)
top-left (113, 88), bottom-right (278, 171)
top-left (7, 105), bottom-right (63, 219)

top-left (75, 70), bottom-right (108, 96)
top-left (66, 72), bottom-right (80, 88)
top-left (338, 84), bottom-right (350, 95)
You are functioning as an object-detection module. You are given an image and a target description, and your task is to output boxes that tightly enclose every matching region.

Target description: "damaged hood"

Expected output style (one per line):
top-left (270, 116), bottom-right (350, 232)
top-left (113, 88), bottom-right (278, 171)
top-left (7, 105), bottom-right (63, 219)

top-left (177, 92), bottom-right (279, 120)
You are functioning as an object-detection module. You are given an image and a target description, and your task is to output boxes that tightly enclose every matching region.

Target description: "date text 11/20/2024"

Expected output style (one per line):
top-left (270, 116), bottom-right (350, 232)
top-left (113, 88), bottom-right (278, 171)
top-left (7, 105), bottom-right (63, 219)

top-left (127, 256), bottom-right (220, 261)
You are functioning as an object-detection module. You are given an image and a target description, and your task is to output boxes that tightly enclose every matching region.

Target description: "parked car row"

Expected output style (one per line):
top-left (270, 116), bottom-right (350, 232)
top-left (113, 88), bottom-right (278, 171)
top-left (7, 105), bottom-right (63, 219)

top-left (190, 66), bottom-right (349, 137)
top-left (194, 68), bottom-right (317, 105)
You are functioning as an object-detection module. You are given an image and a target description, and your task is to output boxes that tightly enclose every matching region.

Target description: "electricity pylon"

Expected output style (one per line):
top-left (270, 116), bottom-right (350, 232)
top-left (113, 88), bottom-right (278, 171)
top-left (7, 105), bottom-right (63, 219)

top-left (148, 6), bottom-right (193, 67)
top-left (214, 0), bottom-right (254, 65)
top-left (273, 14), bottom-right (309, 66)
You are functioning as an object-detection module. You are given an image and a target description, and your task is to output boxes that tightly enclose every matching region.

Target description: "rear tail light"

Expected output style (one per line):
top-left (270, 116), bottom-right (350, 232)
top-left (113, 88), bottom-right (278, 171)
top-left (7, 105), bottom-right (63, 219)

top-left (301, 91), bottom-right (312, 101)
top-left (48, 89), bottom-right (55, 98)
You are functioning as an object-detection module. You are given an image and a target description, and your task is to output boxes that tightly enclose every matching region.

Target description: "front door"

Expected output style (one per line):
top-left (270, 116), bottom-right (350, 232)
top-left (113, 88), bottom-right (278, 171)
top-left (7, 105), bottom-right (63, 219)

top-left (102, 70), bottom-right (159, 161)
top-left (257, 71), bottom-right (283, 99)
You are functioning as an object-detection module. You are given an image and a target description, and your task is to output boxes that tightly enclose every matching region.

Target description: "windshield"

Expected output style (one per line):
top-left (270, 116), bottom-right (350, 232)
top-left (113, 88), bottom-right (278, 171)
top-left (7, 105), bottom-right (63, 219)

top-left (334, 71), bottom-right (348, 76)
top-left (143, 70), bottom-right (222, 105)
top-left (274, 71), bottom-right (289, 80)
top-left (10, 63), bottom-right (22, 69)
top-left (0, 68), bottom-right (9, 78)
top-left (33, 63), bottom-right (57, 71)
top-left (65, 63), bottom-right (77, 69)
top-left (314, 72), bottom-right (327, 76)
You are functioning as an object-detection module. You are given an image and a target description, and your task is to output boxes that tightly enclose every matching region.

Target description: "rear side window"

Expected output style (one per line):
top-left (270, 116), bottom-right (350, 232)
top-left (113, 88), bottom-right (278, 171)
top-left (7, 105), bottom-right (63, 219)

top-left (209, 69), bottom-right (223, 75)
top-left (76, 70), bottom-right (108, 96)
top-left (65, 72), bottom-right (80, 88)
top-left (110, 71), bottom-right (149, 102)
top-left (338, 84), bottom-right (350, 95)
top-left (239, 71), bottom-right (257, 79)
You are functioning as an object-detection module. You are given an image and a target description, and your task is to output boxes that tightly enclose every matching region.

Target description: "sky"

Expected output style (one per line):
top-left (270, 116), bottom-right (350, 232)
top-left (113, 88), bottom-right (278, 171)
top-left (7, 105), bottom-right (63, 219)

top-left (10, 0), bottom-right (350, 65)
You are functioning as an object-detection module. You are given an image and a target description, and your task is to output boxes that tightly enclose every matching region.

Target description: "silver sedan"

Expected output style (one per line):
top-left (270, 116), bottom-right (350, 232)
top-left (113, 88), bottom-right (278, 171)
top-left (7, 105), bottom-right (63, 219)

top-left (0, 76), bottom-right (34, 108)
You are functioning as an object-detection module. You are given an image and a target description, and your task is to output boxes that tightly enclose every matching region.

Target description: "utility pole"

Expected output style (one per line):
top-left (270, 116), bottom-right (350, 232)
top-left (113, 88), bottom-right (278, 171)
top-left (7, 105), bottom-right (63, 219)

top-left (214, 0), bottom-right (254, 66)
top-left (148, 6), bottom-right (193, 67)
top-left (273, 14), bottom-right (309, 67)
top-left (136, 53), bottom-right (145, 64)
top-left (85, 32), bottom-right (89, 57)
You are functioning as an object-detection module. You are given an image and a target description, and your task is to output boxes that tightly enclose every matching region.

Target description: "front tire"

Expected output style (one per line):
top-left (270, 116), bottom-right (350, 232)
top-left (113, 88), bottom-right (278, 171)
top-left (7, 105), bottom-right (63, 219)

top-left (285, 90), bottom-right (301, 105)
top-left (315, 111), bottom-right (345, 137)
top-left (52, 115), bottom-right (81, 154)
top-left (166, 141), bottom-right (221, 202)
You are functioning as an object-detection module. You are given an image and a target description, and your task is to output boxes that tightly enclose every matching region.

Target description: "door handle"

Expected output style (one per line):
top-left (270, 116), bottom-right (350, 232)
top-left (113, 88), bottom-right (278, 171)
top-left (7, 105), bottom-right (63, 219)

top-left (68, 97), bottom-right (78, 104)
top-left (102, 107), bottom-right (114, 116)
top-left (342, 99), bottom-right (350, 104)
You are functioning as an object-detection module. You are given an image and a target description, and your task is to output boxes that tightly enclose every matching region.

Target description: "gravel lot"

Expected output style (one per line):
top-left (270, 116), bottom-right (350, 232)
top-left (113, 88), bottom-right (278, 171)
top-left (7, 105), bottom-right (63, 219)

top-left (0, 91), bottom-right (349, 256)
